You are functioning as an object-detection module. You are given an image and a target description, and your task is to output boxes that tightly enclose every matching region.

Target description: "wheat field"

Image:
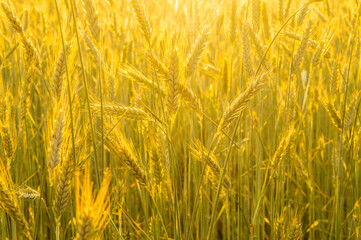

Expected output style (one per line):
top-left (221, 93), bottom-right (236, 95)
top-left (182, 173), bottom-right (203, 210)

top-left (0, 0), bottom-right (360, 239)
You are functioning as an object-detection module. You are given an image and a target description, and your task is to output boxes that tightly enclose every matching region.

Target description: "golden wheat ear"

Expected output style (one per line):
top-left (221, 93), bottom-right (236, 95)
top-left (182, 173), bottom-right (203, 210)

top-left (271, 127), bottom-right (296, 168)
top-left (322, 97), bottom-right (342, 130)
top-left (147, 49), bottom-right (169, 79)
top-left (217, 71), bottom-right (268, 136)
top-left (241, 21), bottom-right (254, 78)
top-left (82, 0), bottom-right (100, 42)
top-left (91, 102), bottom-right (150, 120)
top-left (291, 20), bottom-right (313, 74)
top-left (54, 153), bottom-right (74, 218)
top-left (47, 109), bottom-right (65, 184)
top-left (52, 42), bottom-right (72, 101)
top-left (19, 63), bottom-right (36, 122)
top-left (190, 139), bottom-right (231, 190)
top-left (179, 84), bottom-right (202, 113)
top-left (166, 48), bottom-right (180, 118)
top-left (1, 2), bottom-right (40, 68)
top-left (104, 123), bottom-right (147, 185)
top-left (76, 167), bottom-right (112, 240)
top-left (117, 63), bottom-right (165, 95)
top-left (330, 61), bottom-right (341, 96)
top-left (0, 93), bottom-right (17, 166)
top-left (184, 24), bottom-right (210, 78)
top-left (0, 160), bottom-right (32, 239)
top-left (129, 0), bottom-right (152, 45)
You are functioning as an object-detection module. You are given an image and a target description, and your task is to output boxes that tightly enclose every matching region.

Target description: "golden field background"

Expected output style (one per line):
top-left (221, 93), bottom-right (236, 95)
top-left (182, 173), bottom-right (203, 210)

top-left (0, 0), bottom-right (360, 239)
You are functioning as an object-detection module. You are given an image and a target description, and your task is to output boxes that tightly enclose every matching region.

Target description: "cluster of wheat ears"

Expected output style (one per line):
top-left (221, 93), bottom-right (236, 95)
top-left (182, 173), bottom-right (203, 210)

top-left (0, 0), bottom-right (360, 239)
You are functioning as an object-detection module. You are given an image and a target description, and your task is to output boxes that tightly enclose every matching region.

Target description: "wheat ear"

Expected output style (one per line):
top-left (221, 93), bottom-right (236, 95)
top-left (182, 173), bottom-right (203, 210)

top-left (291, 20), bottom-right (313, 74)
top-left (49, 110), bottom-right (65, 173)
top-left (91, 103), bottom-right (149, 120)
top-left (1, 2), bottom-right (40, 68)
top-left (83, 0), bottom-right (100, 42)
top-left (129, 0), bottom-right (152, 44)
top-left (241, 22), bottom-right (254, 78)
top-left (118, 63), bottom-right (165, 95)
top-left (184, 24), bottom-right (210, 78)
top-left (179, 84), bottom-right (202, 113)
top-left (322, 97), bottom-right (342, 130)
top-left (105, 126), bottom-right (147, 185)
top-left (252, 0), bottom-right (261, 32)
top-left (54, 154), bottom-right (74, 218)
top-left (52, 42), bottom-right (72, 101)
top-left (166, 48), bottom-right (180, 117)
top-left (217, 72), bottom-right (267, 135)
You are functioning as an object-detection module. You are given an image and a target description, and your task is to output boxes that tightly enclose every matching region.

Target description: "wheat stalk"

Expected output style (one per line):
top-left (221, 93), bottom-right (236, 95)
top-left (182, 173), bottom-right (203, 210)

top-left (222, 58), bottom-right (229, 96)
top-left (297, 1), bottom-right (309, 26)
top-left (84, 33), bottom-right (100, 62)
top-left (272, 127), bottom-right (296, 167)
